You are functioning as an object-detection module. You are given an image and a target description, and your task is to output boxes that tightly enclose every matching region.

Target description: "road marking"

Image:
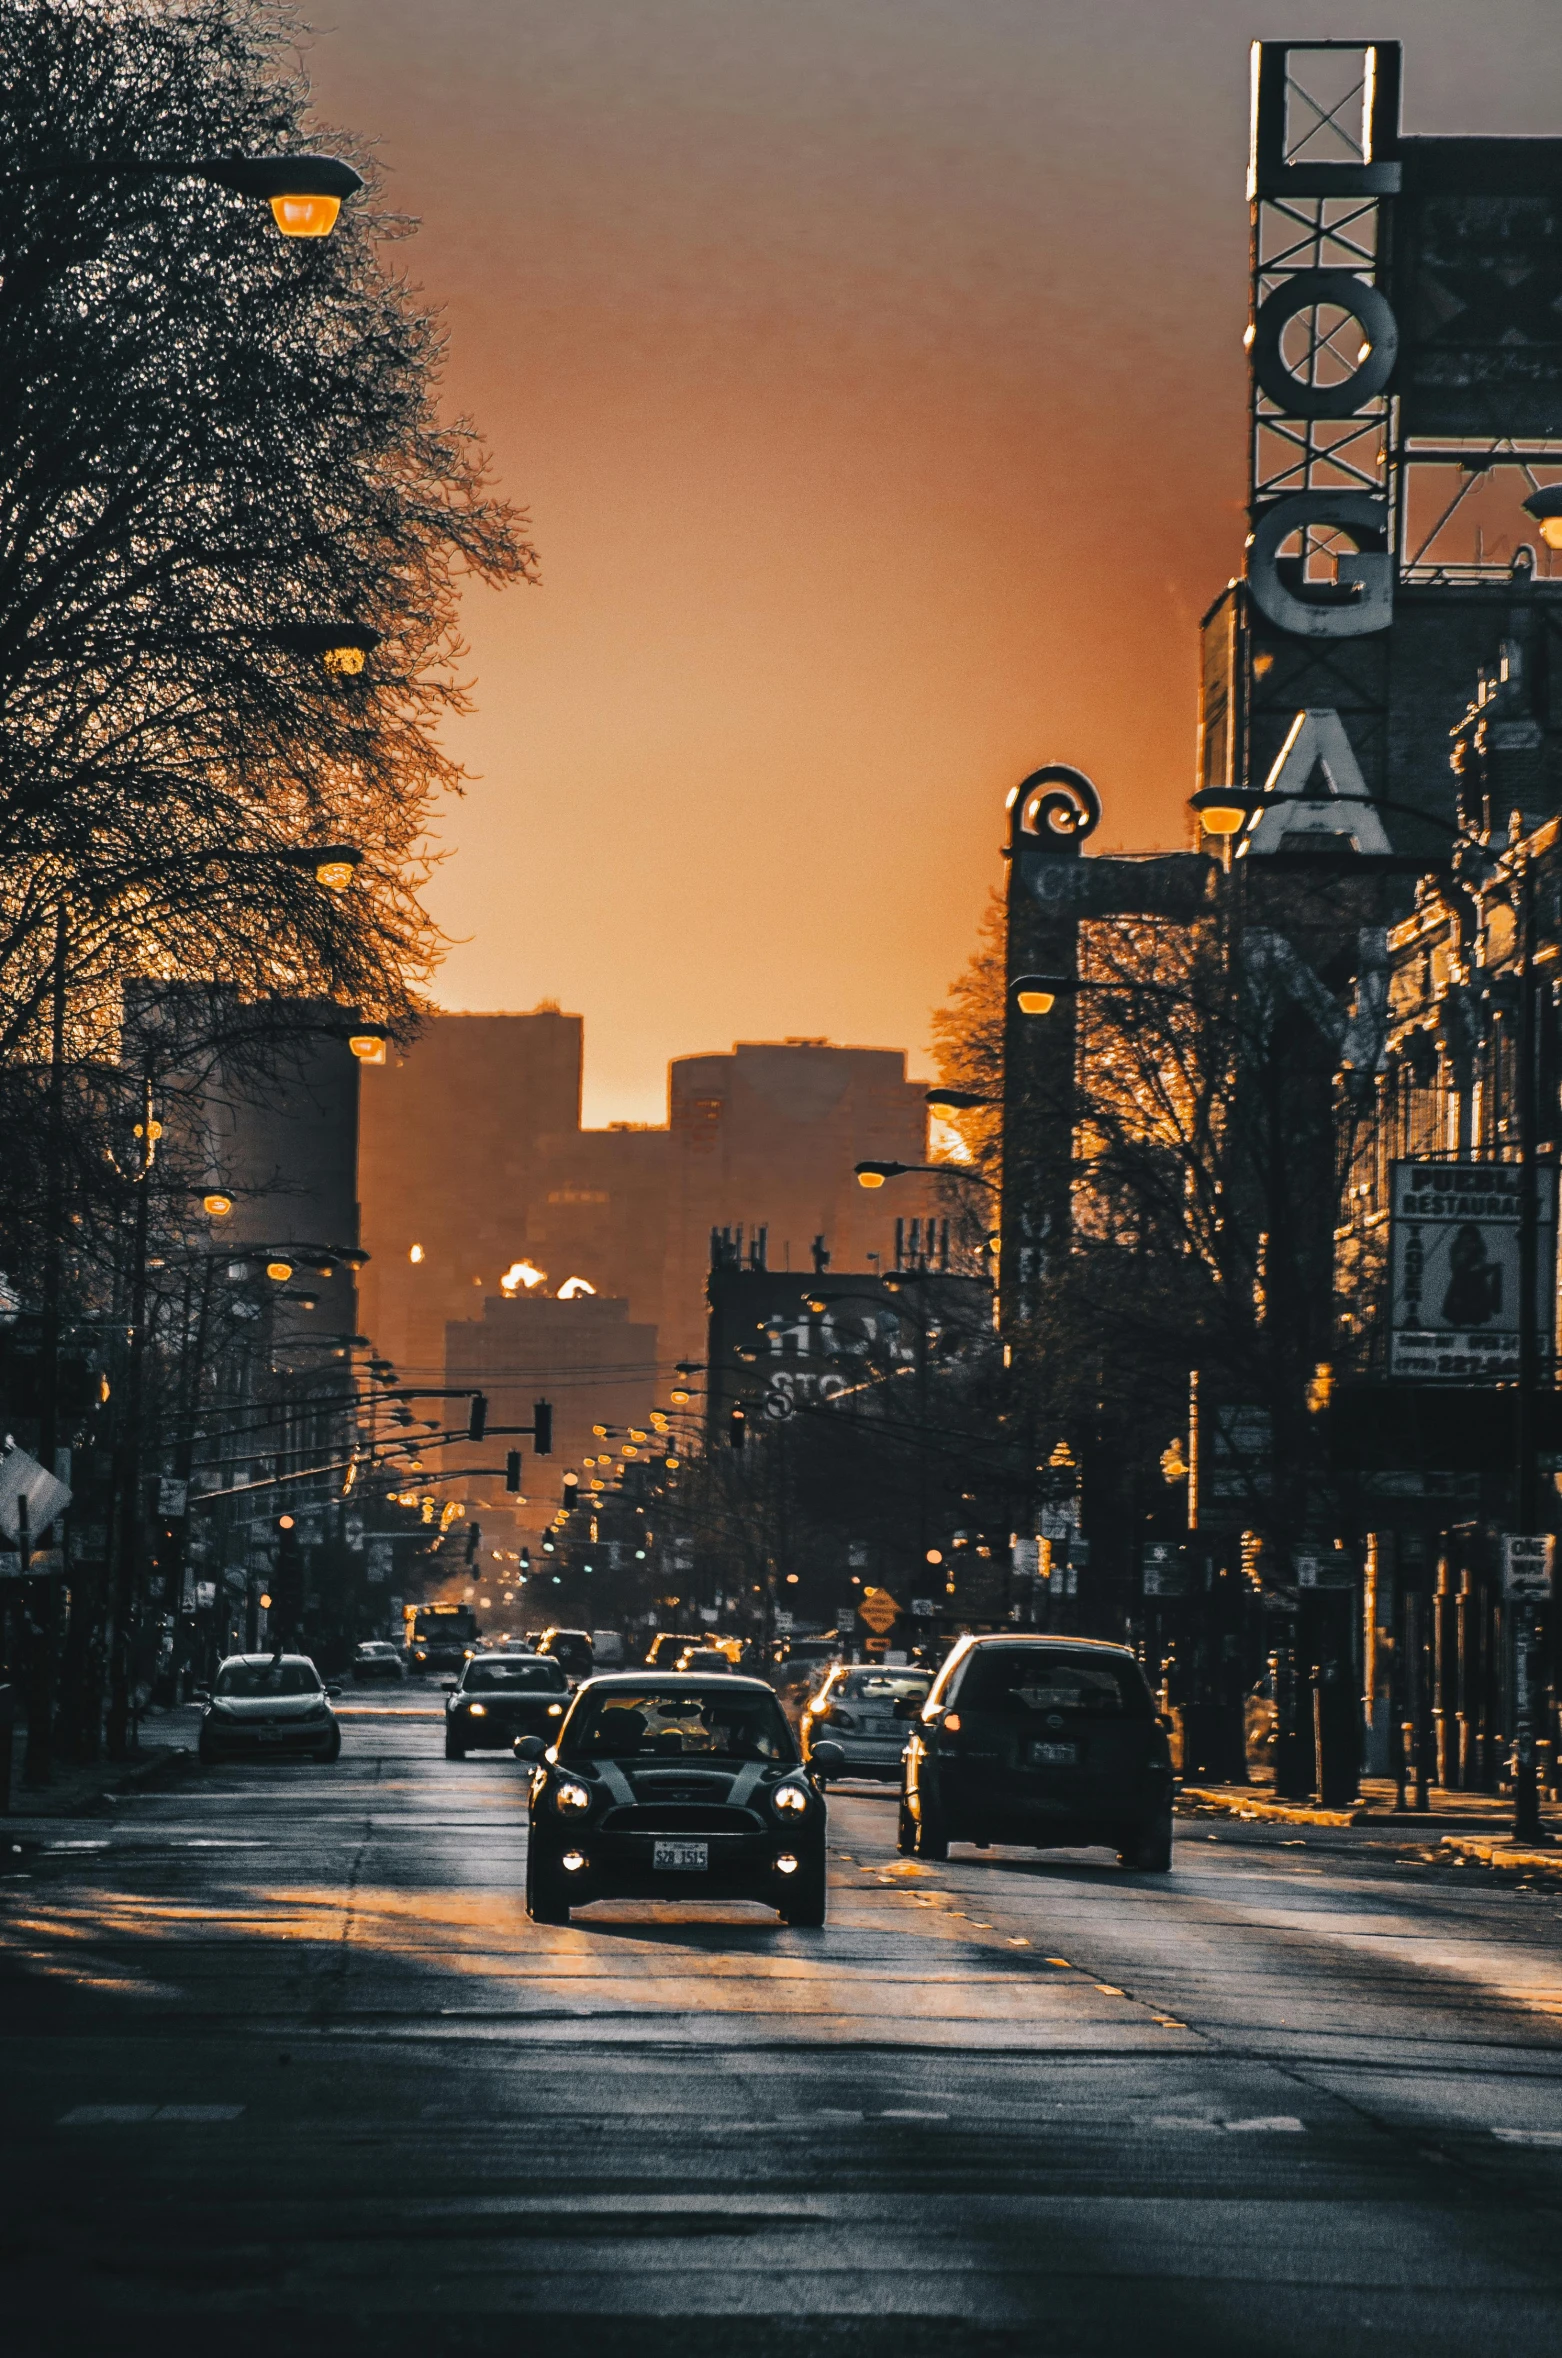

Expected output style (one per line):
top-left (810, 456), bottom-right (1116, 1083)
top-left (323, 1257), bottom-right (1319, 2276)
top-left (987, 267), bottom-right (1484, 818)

top-left (1045, 1956), bottom-right (1072, 1967)
top-left (1225, 2116), bottom-right (1304, 2133)
top-left (879, 2109), bottom-right (948, 2121)
top-left (1094, 1984), bottom-right (1127, 1995)
top-left (1493, 2128), bottom-right (1562, 2146)
top-left (1006, 1937), bottom-right (1030, 1947)
top-left (58, 2103), bottom-right (244, 2125)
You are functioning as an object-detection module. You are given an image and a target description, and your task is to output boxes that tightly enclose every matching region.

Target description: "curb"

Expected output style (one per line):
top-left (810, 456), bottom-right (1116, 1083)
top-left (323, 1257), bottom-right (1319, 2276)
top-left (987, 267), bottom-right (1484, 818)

top-left (80, 1746), bottom-right (195, 1814)
top-left (1177, 1787), bottom-right (1368, 1828)
top-left (1439, 1834), bottom-right (1562, 1879)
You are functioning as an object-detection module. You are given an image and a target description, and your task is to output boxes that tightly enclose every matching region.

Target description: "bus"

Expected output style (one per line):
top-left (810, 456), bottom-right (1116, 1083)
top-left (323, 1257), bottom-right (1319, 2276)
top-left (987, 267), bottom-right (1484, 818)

top-left (404, 1602), bottom-right (480, 1672)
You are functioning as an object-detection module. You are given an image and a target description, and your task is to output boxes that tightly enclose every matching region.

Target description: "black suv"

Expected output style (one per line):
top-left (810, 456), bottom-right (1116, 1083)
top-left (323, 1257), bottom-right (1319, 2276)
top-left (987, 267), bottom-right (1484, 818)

top-left (897, 1635), bottom-right (1173, 1870)
top-left (519, 1674), bottom-right (827, 1926)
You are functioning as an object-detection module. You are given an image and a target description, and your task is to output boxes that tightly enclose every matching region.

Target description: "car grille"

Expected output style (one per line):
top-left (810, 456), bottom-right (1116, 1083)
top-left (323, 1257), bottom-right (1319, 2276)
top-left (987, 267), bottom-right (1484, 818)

top-left (601, 1804), bottom-right (761, 1834)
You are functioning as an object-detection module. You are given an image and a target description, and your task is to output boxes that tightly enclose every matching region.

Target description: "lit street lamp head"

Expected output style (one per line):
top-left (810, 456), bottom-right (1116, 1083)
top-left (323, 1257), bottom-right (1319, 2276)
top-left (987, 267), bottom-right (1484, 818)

top-left (1189, 784), bottom-right (1267, 838)
top-left (1521, 483), bottom-right (1562, 552)
top-left (199, 153), bottom-right (364, 237)
top-left (854, 1161), bottom-right (905, 1187)
top-left (925, 1088), bottom-right (996, 1110)
top-left (1010, 974), bottom-right (1068, 1016)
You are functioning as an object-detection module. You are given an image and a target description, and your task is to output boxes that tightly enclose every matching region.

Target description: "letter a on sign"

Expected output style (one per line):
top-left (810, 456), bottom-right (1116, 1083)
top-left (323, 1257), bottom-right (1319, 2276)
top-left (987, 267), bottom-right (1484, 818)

top-left (1242, 710), bottom-right (1392, 857)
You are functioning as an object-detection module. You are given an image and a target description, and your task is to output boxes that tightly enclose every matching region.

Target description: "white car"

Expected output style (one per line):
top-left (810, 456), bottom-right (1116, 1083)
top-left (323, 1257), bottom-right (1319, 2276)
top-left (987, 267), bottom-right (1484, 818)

top-left (801, 1664), bottom-right (931, 1782)
top-left (198, 1654), bottom-right (343, 1764)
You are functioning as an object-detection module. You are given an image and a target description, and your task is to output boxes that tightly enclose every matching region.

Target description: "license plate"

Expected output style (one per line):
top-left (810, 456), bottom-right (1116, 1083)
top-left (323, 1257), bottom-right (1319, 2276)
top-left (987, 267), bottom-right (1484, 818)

top-left (653, 1839), bottom-right (709, 1872)
top-left (1028, 1740), bottom-right (1078, 1767)
top-left (258, 1729), bottom-right (287, 1744)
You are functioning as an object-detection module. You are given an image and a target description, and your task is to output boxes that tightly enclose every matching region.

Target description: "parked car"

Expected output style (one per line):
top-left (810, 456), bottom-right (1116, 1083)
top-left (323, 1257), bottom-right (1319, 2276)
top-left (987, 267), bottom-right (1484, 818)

top-left (197, 1654), bottom-right (342, 1765)
top-left (537, 1627), bottom-right (594, 1681)
top-left (802, 1663), bottom-right (930, 1782)
top-left (445, 1653), bottom-right (570, 1758)
top-left (351, 1641), bottom-right (405, 1684)
top-left (520, 1673), bottom-right (826, 1926)
top-left (891, 1635), bottom-right (1174, 1871)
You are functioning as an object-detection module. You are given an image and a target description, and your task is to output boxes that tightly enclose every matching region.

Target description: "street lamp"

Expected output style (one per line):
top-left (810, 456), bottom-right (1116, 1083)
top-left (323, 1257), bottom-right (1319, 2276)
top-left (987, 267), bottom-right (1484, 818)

top-left (925, 1088), bottom-right (999, 1111)
top-left (854, 1160), bottom-right (996, 1192)
top-left (1521, 484), bottom-right (1562, 552)
top-left (179, 153), bottom-right (364, 238)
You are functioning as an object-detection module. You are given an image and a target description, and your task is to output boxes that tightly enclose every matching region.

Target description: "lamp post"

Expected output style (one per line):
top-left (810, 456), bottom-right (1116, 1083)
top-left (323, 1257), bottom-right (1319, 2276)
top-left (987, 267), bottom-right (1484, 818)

top-left (5, 150), bottom-right (365, 237)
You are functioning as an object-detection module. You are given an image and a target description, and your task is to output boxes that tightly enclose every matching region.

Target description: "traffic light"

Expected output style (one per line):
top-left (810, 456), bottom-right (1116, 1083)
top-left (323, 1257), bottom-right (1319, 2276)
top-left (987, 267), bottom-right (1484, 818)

top-left (533, 1399), bottom-right (553, 1456)
top-left (464, 1520), bottom-right (480, 1565)
top-left (505, 1450), bottom-right (522, 1492)
top-left (467, 1391), bottom-right (488, 1442)
top-left (729, 1407), bottom-right (746, 1451)
top-left (518, 1547), bottom-right (531, 1573)
top-left (561, 1471), bottom-right (579, 1512)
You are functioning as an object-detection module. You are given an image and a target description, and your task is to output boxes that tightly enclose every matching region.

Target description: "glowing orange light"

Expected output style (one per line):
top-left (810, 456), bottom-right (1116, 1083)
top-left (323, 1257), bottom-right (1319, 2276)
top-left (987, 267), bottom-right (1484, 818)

top-left (270, 192), bottom-right (342, 237)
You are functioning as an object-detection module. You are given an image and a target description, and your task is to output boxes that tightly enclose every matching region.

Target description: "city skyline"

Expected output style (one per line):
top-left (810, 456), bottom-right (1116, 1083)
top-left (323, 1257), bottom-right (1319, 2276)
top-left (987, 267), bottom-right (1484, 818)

top-left (305, 2), bottom-right (1561, 1124)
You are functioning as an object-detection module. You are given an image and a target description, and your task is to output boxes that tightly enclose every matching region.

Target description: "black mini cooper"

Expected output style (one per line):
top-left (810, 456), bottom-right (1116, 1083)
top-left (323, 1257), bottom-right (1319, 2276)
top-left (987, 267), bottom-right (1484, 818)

top-left (898, 1635), bottom-right (1174, 1870)
top-left (518, 1673), bottom-right (827, 1926)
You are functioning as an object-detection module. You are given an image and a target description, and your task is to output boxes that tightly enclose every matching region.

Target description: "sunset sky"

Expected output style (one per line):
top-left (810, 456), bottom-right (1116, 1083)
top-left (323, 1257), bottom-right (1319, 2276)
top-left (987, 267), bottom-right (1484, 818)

top-left (306, 3), bottom-right (1560, 1125)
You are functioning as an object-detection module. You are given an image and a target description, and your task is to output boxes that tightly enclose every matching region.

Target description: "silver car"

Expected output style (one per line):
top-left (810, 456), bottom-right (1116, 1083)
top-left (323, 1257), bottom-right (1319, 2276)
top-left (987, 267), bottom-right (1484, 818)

top-left (197, 1653), bottom-right (343, 1764)
top-left (801, 1664), bottom-right (931, 1782)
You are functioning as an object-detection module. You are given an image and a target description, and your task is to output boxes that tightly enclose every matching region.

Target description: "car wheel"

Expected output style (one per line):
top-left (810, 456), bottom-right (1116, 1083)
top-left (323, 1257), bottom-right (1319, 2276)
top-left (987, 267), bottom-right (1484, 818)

top-left (197, 1735), bottom-right (220, 1767)
top-left (1120, 1813), bottom-right (1174, 1872)
top-left (445, 1735), bottom-right (465, 1761)
top-left (896, 1799), bottom-right (918, 1856)
top-left (318, 1729), bottom-right (342, 1764)
top-left (778, 1858), bottom-right (827, 1928)
top-left (914, 1804), bottom-right (949, 1862)
top-left (526, 1846), bottom-right (573, 1925)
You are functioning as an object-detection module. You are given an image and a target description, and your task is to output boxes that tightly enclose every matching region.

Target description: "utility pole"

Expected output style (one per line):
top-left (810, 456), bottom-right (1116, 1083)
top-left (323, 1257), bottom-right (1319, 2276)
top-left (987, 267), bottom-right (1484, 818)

top-left (106, 1070), bottom-right (155, 1759)
top-left (21, 906), bottom-right (69, 1785)
top-left (1513, 854), bottom-right (1545, 1844)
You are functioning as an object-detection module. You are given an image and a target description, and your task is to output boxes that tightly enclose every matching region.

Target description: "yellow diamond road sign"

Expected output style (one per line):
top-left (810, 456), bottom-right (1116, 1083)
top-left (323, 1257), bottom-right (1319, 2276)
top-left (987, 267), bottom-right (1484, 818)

top-left (858, 1588), bottom-right (899, 1635)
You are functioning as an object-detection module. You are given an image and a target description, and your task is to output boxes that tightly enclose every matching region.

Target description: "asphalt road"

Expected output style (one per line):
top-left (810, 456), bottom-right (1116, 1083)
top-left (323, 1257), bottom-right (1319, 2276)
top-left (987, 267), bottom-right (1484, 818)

top-left (4, 1700), bottom-right (1562, 2358)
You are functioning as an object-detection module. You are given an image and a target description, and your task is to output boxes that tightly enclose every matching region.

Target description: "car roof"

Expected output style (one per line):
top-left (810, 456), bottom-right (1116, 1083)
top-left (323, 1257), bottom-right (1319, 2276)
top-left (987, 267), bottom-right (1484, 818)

top-left (220, 1652), bottom-right (316, 1668)
top-left (574, 1670), bottom-right (778, 1694)
top-left (957, 1634), bottom-right (1138, 1658)
top-left (467, 1651), bottom-right (561, 1665)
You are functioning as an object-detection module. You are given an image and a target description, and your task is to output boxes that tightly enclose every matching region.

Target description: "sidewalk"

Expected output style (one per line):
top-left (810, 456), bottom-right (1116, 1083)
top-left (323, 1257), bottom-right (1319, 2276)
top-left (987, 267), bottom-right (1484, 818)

top-left (3, 1706), bottom-right (198, 1821)
top-left (1178, 1771), bottom-right (1562, 1875)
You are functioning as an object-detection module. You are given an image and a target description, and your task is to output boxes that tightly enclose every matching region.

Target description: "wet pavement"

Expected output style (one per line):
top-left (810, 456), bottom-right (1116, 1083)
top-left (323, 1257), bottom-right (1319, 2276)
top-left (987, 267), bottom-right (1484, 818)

top-left (3, 1699), bottom-right (1562, 2355)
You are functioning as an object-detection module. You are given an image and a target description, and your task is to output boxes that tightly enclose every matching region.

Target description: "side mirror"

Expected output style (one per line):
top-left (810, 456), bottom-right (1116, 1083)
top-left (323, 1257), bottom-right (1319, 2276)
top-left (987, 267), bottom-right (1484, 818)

top-left (439, 1677), bottom-right (457, 1692)
top-left (325, 1684), bottom-right (343, 1699)
top-left (190, 1687), bottom-right (210, 1704)
top-left (513, 1734), bottom-right (547, 1763)
top-left (810, 1739), bottom-right (846, 1775)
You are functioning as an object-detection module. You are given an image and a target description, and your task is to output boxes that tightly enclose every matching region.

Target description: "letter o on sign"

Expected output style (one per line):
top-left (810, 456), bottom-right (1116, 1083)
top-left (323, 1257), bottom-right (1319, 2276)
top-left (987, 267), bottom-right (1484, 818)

top-left (1251, 271), bottom-right (1399, 420)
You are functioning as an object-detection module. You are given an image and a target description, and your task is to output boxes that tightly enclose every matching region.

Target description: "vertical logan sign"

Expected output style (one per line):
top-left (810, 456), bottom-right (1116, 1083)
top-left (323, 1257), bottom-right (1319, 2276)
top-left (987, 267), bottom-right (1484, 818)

top-left (1389, 1161), bottom-right (1557, 1381)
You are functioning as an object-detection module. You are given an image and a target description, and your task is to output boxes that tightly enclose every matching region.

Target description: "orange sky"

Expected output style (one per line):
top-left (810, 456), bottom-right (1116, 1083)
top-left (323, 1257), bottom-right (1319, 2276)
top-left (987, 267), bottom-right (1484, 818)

top-left (304, 2), bottom-right (1561, 1125)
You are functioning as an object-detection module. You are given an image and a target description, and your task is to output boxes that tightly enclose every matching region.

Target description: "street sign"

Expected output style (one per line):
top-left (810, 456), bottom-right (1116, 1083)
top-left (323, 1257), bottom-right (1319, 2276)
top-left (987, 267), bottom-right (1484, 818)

top-left (775, 1609), bottom-right (794, 1633)
top-left (1389, 1161), bottom-right (1557, 1382)
top-left (157, 1476), bottom-right (188, 1519)
top-left (909, 1596), bottom-right (934, 1617)
top-left (1141, 1541), bottom-right (1184, 1598)
top-left (0, 1441), bottom-right (72, 1556)
top-left (1503, 1534), bottom-right (1555, 1600)
top-left (858, 1588), bottom-right (899, 1635)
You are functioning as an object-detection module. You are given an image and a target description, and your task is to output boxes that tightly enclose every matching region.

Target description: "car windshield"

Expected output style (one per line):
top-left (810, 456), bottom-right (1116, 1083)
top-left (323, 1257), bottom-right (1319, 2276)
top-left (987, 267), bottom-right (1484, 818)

top-left (836, 1670), bottom-right (930, 1703)
top-left (358, 1644), bottom-right (392, 1656)
top-left (956, 1648), bottom-right (1151, 1719)
top-left (216, 1660), bottom-right (321, 1697)
top-left (462, 1659), bottom-right (566, 1692)
top-left (560, 1684), bottom-right (797, 1764)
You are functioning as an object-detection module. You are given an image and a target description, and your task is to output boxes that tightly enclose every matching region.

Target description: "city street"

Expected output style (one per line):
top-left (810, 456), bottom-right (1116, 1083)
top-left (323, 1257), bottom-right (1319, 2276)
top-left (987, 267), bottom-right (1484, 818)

top-left (3, 1705), bottom-right (1562, 2355)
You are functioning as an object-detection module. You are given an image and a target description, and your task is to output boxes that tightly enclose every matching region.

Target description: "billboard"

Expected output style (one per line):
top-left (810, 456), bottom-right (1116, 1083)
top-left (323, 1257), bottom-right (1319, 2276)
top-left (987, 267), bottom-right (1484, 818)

top-left (1389, 1161), bottom-right (1557, 1382)
top-left (1393, 141), bottom-right (1562, 439)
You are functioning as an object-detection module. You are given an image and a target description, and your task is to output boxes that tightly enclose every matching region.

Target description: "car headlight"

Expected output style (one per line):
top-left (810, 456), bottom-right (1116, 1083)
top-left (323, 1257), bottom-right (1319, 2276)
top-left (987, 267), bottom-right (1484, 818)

top-left (554, 1780), bottom-right (592, 1813)
top-left (466, 1703), bottom-right (487, 1717)
top-left (773, 1781), bottom-right (810, 1815)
